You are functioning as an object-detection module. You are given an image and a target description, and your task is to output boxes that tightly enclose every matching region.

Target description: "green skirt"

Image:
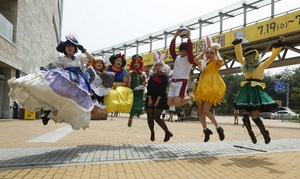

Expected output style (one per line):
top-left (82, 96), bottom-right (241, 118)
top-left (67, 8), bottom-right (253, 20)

top-left (234, 83), bottom-right (278, 112)
top-left (129, 90), bottom-right (144, 118)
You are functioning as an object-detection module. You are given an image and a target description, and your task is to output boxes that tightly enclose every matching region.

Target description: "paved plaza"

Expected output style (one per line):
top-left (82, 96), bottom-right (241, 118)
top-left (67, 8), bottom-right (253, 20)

top-left (0, 114), bottom-right (299, 178)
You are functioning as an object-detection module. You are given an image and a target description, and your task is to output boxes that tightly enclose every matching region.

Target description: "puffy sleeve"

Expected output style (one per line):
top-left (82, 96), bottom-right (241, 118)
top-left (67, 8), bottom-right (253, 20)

top-left (50, 57), bottom-right (64, 68)
top-left (85, 67), bottom-right (95, 83)
top-left (100, 72), bottom-right (115, 88)
top-left (78, 55), bottom-right (90, 65)
top-left (123, 69), bottom-right (129, 77)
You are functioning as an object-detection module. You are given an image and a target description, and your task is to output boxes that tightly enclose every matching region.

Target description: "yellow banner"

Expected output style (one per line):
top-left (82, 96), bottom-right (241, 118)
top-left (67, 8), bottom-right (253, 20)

top-left (125, 53), bottom-right (155, 68)
top-left (125, 10), bottom-right (300, 68)
top-left (125, 35), bottom-right (225, 68)
top-left (125, 50), bottom-right (173, 69)
top-left (224, 10), bottom-right (300, 47)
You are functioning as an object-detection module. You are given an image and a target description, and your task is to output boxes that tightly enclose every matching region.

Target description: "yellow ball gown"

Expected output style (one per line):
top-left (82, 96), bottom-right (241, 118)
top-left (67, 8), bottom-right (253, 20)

top-left (194, 59), bottom-right (226, 106)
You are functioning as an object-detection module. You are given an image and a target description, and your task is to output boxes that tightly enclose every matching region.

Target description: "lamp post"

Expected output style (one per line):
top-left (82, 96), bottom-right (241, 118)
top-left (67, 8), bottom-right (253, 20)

top-left (286, 83), bottom-right (289, 108)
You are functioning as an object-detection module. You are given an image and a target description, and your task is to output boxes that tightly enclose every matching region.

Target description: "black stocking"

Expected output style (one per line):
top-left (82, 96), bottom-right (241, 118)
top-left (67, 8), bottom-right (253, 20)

top-left (147, 109), bottom-right (155, 132)
top-left (153, 108), bottom-right (169, 132)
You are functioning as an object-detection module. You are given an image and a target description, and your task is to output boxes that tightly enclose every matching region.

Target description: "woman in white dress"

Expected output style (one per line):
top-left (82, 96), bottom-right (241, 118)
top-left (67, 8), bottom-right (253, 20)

top-left (8, 35), bottom-right (97, 130)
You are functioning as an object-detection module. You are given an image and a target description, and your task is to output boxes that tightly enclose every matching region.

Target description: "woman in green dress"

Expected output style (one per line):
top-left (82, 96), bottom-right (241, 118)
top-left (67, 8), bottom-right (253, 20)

top-left (127, 55), bottom-right (147, 127)
top-left (232, 36), bottom-right (285, 144)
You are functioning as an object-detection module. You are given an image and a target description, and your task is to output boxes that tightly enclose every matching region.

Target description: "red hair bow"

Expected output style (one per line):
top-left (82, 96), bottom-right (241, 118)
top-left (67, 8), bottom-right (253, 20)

top-left (117, 53), bottom-right (124, 58)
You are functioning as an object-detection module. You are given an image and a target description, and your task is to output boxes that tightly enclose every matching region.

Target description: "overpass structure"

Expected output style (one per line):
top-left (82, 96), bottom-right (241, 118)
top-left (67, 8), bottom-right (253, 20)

top-left (91, 0), bottom-right (300, 78)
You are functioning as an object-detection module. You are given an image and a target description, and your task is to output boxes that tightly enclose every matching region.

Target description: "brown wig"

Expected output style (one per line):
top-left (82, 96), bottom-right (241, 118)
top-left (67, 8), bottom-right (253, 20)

top-left (87, 59), bottom-right (106, 72)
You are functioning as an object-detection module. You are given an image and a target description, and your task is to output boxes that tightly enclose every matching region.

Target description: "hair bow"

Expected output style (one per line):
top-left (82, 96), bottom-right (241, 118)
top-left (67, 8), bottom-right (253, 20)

top-left (117, 53), bottom-right (124, 58)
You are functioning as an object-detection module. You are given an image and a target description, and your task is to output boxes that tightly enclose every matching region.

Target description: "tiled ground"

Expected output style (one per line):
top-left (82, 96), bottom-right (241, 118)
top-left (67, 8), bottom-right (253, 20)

top-left (0, 115), bottom-right (299, 178)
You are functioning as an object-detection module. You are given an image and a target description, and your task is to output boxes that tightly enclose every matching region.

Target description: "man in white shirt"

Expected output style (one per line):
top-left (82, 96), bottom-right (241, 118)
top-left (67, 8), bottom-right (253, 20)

top-left (167, 29), bottom-right (194, 107)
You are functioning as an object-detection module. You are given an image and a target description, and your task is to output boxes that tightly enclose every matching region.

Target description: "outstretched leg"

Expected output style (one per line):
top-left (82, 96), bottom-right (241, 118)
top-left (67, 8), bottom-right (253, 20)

top-left (242, 112), bottom-right (257, 144)
top-left (170, 96), bottom-right (194, 107)
top-left (252, 116), bottom-right (271, 144)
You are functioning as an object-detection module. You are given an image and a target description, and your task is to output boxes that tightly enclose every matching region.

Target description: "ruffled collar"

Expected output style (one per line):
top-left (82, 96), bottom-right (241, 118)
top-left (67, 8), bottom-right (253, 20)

top-left (109, 65), bottom-right (123, 73)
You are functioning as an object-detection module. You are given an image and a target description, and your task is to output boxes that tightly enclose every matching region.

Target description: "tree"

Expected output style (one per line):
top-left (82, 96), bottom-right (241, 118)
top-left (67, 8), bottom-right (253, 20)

top-left (218, 74), bottom-right (243, 115)
top-left (290, 87), bottom-right (300, 113)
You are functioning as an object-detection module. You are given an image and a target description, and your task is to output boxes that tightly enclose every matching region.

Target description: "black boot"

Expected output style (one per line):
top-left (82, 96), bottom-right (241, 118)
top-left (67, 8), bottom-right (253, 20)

top-left (163, 131), bottom-right (173, 142)
top-left (203, 128), bottom-right (213, 142)
top-left (150, 131), bottom-right (155, 141)
top-left (216, 126), bottom-right (225, 141)
top-left (242, 115), bottom-right (257, 144)
top-left (253, 117), bottom-right (271, 144)
top-left (42, 110), bottom-right (51, 125)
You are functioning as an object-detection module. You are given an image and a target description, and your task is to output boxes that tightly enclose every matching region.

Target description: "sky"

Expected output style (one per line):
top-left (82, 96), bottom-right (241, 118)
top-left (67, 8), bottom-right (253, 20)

top-left (61, 0), bottom-right (244, 51)
top-left (61, 0), bottom-right (299, 74)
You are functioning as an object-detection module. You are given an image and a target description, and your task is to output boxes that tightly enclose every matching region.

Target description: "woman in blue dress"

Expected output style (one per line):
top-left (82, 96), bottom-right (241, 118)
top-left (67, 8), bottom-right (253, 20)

top-left (104, 53), bottom-right (133, 113)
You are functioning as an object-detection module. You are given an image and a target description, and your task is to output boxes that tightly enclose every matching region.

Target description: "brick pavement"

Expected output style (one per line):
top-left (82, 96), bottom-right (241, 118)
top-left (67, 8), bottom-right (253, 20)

top-left (0, 114), bottom-right (299, 178)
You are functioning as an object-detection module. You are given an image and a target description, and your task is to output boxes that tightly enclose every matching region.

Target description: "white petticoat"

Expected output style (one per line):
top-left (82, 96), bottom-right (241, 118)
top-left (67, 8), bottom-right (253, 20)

top-left (8, 70), bottom-right (91, 130)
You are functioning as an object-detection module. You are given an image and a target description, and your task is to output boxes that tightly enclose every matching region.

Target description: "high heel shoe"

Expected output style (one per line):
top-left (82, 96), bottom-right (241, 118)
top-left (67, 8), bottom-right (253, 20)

top-left (203, 128), bottom-right (213, 142)
top-left (216, 126), bottom-right (225, 141)
top-left (163, 131), bottom-right (173, 142)
top-left (42, 110), bottom-right (51, 125)
top-left (150, 131), bottom-right (155, 141)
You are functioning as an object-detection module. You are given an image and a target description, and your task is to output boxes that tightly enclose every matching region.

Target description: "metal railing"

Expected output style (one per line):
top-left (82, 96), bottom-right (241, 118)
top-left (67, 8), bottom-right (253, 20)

top-left (278, 113), bottom-right (300, 122)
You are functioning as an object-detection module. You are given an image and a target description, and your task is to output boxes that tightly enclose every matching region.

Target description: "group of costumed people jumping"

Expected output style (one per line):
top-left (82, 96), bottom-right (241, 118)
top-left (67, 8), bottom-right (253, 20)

top-left (8, 29), bottom-right (286, 144)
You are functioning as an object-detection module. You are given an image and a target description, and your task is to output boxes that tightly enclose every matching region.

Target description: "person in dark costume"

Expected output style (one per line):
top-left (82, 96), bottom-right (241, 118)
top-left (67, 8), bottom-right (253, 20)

top-left (145, 52), bottom-right (173, 142)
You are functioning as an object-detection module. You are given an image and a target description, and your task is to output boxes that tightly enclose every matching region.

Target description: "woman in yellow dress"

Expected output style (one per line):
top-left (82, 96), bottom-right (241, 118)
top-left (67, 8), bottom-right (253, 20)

top-left (194, 36), bottom-right (226, 142)
top-left (104, 53), bottom-right (133, 113)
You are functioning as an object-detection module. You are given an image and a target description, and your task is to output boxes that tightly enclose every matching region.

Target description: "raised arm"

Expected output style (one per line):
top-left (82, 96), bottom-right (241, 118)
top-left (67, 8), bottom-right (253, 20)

top-left (194, 47), bottom-right (209, 67)
top-left (78, 45), bottom-right (95, 64)
top-left (262, 36), bottom-right (285, 68)
top-left (187, 31), bottom-right (194, 64)
top-left (232, 38), bottom-right (245, 65)
top-left (170, 30), bottom-right (179, 60)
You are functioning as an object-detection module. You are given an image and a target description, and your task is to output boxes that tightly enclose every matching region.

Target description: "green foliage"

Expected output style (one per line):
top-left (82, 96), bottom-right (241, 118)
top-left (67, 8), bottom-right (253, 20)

top-left (290, 87), bottom-right (300, 113)
top-left (215, 74), bottom-right (243, 115)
